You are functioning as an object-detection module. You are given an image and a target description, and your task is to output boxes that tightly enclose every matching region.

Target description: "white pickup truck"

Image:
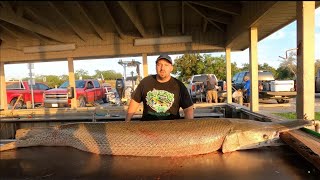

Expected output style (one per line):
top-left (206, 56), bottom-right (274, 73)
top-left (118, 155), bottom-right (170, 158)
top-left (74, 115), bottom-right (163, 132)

top-left (232, 71), bottom-right (296, 103)
top-left (186, 74), bottom-right (226, 103)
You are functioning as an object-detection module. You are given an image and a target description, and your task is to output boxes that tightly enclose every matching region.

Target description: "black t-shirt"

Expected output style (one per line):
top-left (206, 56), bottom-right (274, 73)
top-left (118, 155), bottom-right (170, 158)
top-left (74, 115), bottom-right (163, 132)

top-left (131, 75), bottom-right (193, 120)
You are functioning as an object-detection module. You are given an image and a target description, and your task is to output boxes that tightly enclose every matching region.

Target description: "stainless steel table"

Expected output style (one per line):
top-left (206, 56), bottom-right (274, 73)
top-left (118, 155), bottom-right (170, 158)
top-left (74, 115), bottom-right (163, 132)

top-left (0, 146), bottom-right (319, 179)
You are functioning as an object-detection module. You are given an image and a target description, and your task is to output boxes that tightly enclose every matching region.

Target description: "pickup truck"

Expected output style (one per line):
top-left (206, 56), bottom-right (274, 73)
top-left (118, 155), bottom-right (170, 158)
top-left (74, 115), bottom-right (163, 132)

top-left (6, 80), bottom-right (51, 108)
top-left (316, 68), bottom-right (320, 93)
top-left (186, 74), bottom-right (226, 103)
top-left (43, 79), bottom-right (107, 108)
top-left (232, 71), bottom-right (296, 103)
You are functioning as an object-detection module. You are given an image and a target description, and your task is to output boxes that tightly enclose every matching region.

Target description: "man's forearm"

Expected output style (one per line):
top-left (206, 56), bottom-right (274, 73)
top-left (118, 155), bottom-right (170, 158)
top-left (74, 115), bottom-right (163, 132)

top-left (183, 106), bottom-right (194, 119)
top-left (125, 99), bottom-right (140, 122)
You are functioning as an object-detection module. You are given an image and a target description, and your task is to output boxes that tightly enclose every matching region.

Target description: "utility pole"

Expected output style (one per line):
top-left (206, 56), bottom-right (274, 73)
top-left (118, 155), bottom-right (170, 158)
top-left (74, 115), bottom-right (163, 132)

top-left (28, 63), bottom-right (35, 109)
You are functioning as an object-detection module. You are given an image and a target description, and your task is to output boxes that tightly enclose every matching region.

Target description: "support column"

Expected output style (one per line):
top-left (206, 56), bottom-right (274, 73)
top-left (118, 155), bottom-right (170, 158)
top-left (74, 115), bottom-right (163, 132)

top-left (142, 53), bottom-right (148, 78)
top-left (296, 1), bottom-right (315, 120)
top-left (68, 57), bottom-right (77, 109)
top-left (0, 61), bottom-right (8, 110)
top-left (249, 27), bottom-right (259, 112)
top-left (225, 48), bottom-right (232, 103)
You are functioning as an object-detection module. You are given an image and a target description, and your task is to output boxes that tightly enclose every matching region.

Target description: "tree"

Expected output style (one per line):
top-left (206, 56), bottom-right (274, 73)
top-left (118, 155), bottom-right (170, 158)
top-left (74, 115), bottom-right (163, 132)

top-left (172, 53), bottom-right (204, 81)
top-left (94, 70), bottom-right (122, 80)
top-left (172, 53), bottom-right (239, 81)
top-left (315, 59), bottom-right (320, 76)
top-left (75, 69), bottom-right (92, 80)
top-left (278, 51), bottom-right (296, 79)
top-left (239, 63), bottom-right (276, 77)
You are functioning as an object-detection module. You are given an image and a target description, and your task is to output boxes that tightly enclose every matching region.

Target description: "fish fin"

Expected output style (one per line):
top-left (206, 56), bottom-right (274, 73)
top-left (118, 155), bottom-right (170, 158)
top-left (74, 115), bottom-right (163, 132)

top-left (277, 119), bottom-right (312, 132)
top-left (222, 131), bottom-right (240, 153)
top-left (0, 142), bottom-right (17, 152)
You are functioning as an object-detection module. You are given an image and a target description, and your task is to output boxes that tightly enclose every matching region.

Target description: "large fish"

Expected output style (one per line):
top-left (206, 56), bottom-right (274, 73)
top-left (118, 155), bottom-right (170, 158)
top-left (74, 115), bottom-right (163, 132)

top-left (0, 118), bottom-right (312, 157)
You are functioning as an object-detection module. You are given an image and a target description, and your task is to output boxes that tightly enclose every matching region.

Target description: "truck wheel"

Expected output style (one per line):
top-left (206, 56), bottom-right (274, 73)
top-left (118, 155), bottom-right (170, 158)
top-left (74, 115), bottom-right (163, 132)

top-left (10, 98), bottom-right (24, 109)
top-left (102, 96), bottom-right (108, 103)
top-left (276, 99), bottom-right (289, 104)
top-left (78, 97), bottom-right (86, 107)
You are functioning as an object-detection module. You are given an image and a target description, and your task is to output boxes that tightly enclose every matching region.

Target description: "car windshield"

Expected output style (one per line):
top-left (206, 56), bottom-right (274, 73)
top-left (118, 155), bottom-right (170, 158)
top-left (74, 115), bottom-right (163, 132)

top-left (192, 74), bottom-right (217, 83)
top-left (59, 80), bottom-right (86, 88)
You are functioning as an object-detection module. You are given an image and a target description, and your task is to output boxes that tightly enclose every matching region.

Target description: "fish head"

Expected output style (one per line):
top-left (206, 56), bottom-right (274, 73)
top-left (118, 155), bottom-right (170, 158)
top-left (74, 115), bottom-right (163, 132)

top-left (222, 119), bottom-right (312, 153)
top-left (222, 127), bottom-right (280, 153)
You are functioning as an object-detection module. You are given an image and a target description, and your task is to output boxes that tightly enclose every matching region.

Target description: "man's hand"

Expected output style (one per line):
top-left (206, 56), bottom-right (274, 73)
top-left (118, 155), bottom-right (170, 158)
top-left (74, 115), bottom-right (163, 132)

top-left (125, 99), bottom-right (140, 122)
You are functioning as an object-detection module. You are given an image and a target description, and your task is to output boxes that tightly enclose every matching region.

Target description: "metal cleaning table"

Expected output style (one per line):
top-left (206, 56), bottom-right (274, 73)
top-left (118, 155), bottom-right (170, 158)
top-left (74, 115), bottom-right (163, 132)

top-left (0, 145), bottom-right (319, 179)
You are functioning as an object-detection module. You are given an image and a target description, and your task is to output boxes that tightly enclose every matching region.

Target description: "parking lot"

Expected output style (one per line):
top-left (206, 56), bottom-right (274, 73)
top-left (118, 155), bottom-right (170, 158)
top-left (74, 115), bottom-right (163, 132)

top-left (258, 93), bottom-right (320, 114)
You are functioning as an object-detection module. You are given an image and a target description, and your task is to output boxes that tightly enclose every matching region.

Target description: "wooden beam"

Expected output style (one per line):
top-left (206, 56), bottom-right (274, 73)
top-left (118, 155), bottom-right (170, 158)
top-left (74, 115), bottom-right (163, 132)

top-left (48, 2), bottom-right (86, 42)
top-left (206, 12), bottom-right (233, 24)
top-left (182, 1), bottom-right (185, 34)
top-left (188, 1), bottom-right (241, 16)
top-left (75, 2), bottom-right (105, 40)
top-left (202, 18), bottom-right (208, 33)
top-left (280, 130), bottom-right (320, 171)
top-left (157, 1), bottom-right (164, 35)
top-left (185, 2), bottom-right (224, 32)
top-left (0, 32), bottom-right (12, 42)
top-left (0, 1), bottom-right (14, 14)
top-left (24, 7), bottom-right (57, 31)
top-left (16, 6), bottom-right (24, 17)
top-left (101, 2), bottom-right (125, 39)
top-left (0, 7), bottom-right (65, 42)
top-left (118, 1), bottom-right (146, 37)
top-left (0, 23), bottom-right (19, 39)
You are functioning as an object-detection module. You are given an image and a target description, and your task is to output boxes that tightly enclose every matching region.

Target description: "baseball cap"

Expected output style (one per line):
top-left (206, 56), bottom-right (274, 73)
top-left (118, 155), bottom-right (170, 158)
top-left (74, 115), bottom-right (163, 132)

top-left (156, 54), bottom-right (172, 64)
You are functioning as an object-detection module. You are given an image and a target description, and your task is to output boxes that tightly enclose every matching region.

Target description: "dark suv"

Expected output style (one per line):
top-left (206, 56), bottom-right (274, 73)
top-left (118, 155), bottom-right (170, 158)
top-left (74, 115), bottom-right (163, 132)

top-left (232, 71), bottom-right (275, 90)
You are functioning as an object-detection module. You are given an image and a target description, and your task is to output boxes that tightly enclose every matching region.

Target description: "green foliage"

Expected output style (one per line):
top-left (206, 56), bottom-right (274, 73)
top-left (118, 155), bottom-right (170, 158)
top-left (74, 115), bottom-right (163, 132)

top-left (239, 63), bottom-right (277, 76)
top-left (273, 112), bottom-right (320, 120)
top-left (276, 66), bottom-right (295, 80)
top-left (95, 70), bottom-right (123, 80)
top-left (172, 53), bottom-right (239, 81)
top-left (75, 69), bottom-right (92, 80)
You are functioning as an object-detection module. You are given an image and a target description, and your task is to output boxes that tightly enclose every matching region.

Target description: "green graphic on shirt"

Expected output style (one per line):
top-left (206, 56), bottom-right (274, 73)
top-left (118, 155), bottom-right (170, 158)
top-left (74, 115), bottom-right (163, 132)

top-left (146, 89), bottom-right (174, 113)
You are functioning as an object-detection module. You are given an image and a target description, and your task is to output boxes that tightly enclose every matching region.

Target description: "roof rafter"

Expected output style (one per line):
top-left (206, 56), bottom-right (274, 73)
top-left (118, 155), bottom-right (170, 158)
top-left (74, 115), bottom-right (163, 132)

top-left (0, 1), bottom-right (14, 14)
top-left (75, 1), bottom-right (105, 40)
top-left (157, 1), bottom-right (164, 35)
top-left (0, 7), bottom-right (65, 43)
top-left (182, 1), bottom-right (185, 34)
top-left (24, 7), bottom-right (57, 31)
top-left (0, 23), bottom-right (19, 39)
top-left (101, 2), bottom-right (125, 39)
top-left (188, 1), bottom-right (241, 16)
top-left (48, 1), bottom-right (86, 42)
top-left (118, 1), bottom-right (146, 37)
top-left (185, 2), bottom-right (224, 32)
top-left (203, 18), bottom-right (208, 33)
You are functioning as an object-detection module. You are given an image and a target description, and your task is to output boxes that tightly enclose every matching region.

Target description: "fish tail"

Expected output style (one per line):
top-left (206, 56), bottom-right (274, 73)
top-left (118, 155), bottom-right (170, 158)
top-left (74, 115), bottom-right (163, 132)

top-left (0, 142), bottom-right (17, 152)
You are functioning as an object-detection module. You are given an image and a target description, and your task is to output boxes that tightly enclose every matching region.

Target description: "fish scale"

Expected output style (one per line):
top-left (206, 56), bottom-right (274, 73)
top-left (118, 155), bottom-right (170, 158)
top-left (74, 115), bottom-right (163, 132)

top-left (0, 118), bottom-right (311, 157)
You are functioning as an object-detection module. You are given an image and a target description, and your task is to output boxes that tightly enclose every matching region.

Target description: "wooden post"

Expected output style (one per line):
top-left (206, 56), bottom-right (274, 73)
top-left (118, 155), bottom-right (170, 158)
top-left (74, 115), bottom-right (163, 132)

top-left (68, 57), bottom-right (77, 109)
top-left (296, 1), bottom-right (315, 120)
top-left (249, 27), bottom-right (259, 112)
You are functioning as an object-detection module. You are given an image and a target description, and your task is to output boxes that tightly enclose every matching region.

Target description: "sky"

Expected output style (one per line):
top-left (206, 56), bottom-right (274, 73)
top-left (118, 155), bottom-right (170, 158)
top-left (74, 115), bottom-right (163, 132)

top-left (4, 8), bottom-right (320, 81)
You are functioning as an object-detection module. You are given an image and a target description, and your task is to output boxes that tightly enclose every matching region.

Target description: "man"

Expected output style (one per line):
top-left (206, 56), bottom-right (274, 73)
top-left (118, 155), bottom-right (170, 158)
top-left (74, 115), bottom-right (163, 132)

top-left (243, 75), bottom-right (251, 103)
top-left (206, 74), bottom-right (218, 103)
top-left (125, 54), bottom-right (194, 121)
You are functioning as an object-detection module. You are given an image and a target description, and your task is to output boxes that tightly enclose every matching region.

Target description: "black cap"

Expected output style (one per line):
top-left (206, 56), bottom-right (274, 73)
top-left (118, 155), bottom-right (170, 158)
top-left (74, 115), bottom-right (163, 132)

top-left (156, 54), bottom-right (172, 64)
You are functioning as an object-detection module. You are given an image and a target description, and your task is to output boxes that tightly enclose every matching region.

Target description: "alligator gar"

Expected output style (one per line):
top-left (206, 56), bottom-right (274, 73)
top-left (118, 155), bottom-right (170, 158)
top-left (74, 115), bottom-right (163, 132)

top-left (0, 118), bottom-right (311, 157)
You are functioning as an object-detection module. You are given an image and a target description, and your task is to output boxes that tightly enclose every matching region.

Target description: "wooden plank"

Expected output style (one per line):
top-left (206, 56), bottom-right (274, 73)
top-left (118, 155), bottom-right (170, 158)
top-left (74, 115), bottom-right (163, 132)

top-left (280, 130), bottom-right (320, 171)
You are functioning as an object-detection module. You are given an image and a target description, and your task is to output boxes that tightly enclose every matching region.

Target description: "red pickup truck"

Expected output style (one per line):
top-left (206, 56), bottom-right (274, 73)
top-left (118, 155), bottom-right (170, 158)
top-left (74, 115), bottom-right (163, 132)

top-left (43, 79), bottom-right (107, 108)
top-left (6, 80), bottom-right (51, 108)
